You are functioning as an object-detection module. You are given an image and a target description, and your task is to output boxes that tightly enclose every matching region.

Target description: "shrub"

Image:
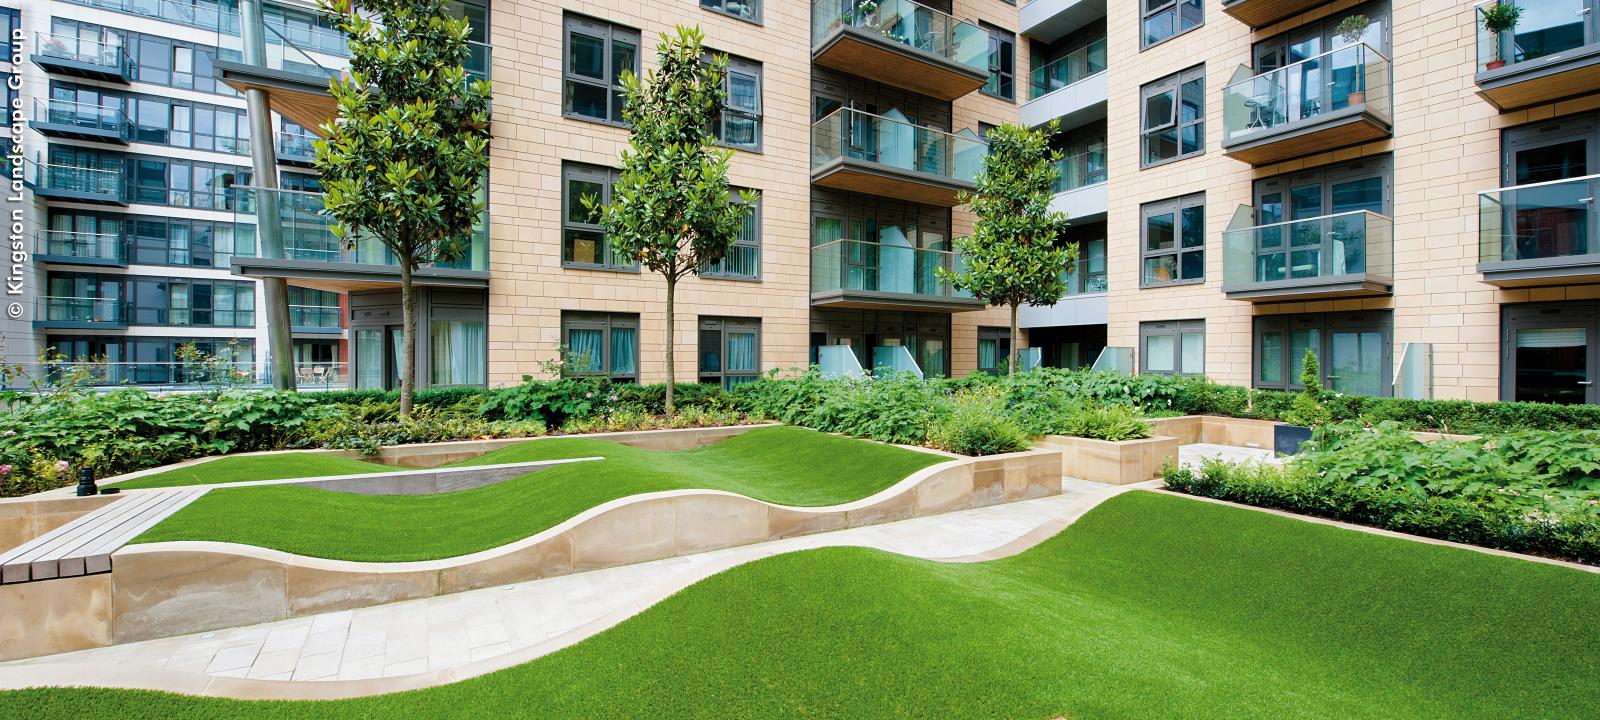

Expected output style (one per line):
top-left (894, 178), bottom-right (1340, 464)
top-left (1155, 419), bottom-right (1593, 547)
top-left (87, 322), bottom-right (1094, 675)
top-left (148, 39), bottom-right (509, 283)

top-left (1051, 404), bottom-right (1153, 442)
top-left (558, 405), bottom-right (749, 435)
top-left (734, 371), bottom-right (955, 446)
top-left (299, 404), bottom-right (545, 455)
top-left (927, 388), bottom-right (1029, 456)
top-left (1163, 458), bottom-right (1600, 566)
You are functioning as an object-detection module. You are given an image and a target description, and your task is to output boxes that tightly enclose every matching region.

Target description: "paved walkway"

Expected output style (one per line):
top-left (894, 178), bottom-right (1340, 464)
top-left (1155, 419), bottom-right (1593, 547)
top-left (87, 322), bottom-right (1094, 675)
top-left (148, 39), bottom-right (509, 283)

top-left (1178, 442), bottom-right (1281, 470)
top-left (0, 478), bottom-right (1141, 698)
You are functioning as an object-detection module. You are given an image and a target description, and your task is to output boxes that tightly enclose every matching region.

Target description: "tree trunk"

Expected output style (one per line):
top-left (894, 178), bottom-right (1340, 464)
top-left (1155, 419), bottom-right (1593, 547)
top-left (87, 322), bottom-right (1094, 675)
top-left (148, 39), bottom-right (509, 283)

top-left (1008, 302), bottom-right (1020, 376)
top-left (664, 275), bottom-right (676, 416)
top-left (399, 261), bottom-right (415, 418)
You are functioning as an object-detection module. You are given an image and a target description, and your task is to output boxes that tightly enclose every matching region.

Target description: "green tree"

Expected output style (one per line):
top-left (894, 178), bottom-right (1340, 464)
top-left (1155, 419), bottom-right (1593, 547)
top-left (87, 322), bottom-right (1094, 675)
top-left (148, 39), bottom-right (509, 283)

top-left (314, 0), bottom-right (491, 417)
top-left (583, 26), bottom-right (753, 414)
top-left (940, 121), bottom-right (1074, 374)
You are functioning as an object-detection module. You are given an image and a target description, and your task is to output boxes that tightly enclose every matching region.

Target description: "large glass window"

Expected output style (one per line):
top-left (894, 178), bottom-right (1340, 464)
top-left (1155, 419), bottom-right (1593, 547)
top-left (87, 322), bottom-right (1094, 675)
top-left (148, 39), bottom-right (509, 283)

top-left (698, 317), bottom-right (760, 389)
top-left (982, 23), bottom-right (1016, 101)
top-left (430, 320), bottom-right (487, 386)
top-left (701, 192), bottom-right (760, 280)
top-left (1140, 320), bottom-right (1205, 375)
top-left (1251, 155), bottom-right (1391, 282)
top-left (1140, 193), bottom-right (1205, 287)
top-left (1141, 66), bottom-right (1204, 167)
top-left (713, 55), bottom-right (762, 151)
top-left (977, 326), bottom-right (1012, 374)
top-left (1064, 236), bottom-right (1107, 295)
top-left (1503, 302), bottom-right (1599, 405)
top-left (1142, 0), bottom-right (1202, 49)
top-left (563, 15), bottom-right (640, 124)
top-left (561, 163), bottom-right (637, 271)
top-left (562, 311), bottom-right (639, 382)
top-left (1254, 311), bottom-right (1391, 396)
top-left (701, 0), bottom-right (759, 23)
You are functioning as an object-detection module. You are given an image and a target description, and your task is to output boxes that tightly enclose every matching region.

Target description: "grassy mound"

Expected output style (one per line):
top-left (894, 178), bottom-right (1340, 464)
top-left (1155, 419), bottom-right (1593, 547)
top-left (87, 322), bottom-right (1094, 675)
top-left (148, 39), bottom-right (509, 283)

top-left (130, 426), bottom-right (944, 561)
top-left (13, 491), bottom-right (1600, 718)
top-left (113, 453), bottom-right (391, 490)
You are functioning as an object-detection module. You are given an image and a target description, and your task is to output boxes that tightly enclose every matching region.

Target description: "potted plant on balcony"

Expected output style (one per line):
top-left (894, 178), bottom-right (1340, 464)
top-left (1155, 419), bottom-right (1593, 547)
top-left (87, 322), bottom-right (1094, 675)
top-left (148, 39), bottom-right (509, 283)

top-left (1276, 349), bottom-right (1330, 455)
top-left (1480, 2), bottom-right (1522, 71)
top-left (1337, 14), bottom-right (1372, 104)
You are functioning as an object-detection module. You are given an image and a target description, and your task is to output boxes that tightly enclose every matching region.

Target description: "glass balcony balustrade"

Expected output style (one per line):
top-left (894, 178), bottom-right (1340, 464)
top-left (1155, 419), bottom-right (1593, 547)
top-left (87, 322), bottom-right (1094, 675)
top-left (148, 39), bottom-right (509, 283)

top-left (810, 0), bottom-right (988, 72)
top-left (812, 107), bottom-right (988, 185)
top-left (1222, 209), bottom-right (1393, 291)
top-left (289, 304), bottom-right (342, 328)
top-left (277, 130), bottom-right (318, 160)
top-left (33, 98), bottom-right (132, 141)
top-left (1028, 38), bottom-right (1107, 100)
top-left (234, 187), bottom-right (488, 272)
top-left (810, 238), bottom-right (974, 300)
top-left (1479, 173), bottom-right (1600, 265)
top-left (24, 158), bottom-right (127, 203)
top-left (1051, 143), bottom-right (1107, 194)
top-left (38, 297), bottom-right (130, 325)
top-left (1222, 42), bottom-right (1392, 146)
top-left (37, 231), bottom-right (126, 263)
top-left (33, 32), bottom-right (132, 78)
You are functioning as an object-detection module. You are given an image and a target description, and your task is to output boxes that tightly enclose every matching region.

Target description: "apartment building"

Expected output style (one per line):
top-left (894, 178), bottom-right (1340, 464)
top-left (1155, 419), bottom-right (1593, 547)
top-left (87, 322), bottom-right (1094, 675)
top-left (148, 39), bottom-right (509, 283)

top-left (0, 0), bottom-right (352, 387)
top-left (1016, 0), bottom-right (1600, 404)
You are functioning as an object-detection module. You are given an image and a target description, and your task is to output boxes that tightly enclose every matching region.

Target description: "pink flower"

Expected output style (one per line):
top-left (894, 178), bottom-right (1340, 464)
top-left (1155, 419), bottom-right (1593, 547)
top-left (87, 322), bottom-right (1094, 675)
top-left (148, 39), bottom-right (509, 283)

top-left (2, 430), bottom-right (13, 436)
top-left (585, 392), bottom-right (593, 399)
top-left (0, 465), bottom-right (11, 475)
top-left (54, 460), bottom-right (69, 473)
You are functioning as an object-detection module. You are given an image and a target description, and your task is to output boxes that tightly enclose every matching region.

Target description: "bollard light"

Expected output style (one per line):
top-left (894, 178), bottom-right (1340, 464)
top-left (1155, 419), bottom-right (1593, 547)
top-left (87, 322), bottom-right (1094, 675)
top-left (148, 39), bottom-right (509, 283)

top-left (75, 468), bottom-right (98, 497)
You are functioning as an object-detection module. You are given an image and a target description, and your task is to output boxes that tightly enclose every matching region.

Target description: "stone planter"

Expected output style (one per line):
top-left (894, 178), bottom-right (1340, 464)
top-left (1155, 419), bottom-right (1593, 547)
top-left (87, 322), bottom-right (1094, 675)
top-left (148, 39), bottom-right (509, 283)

top-left (1274, 424), bottom-right (1314, 455)
top-left (1038, 434), bottom-right (1180, 485)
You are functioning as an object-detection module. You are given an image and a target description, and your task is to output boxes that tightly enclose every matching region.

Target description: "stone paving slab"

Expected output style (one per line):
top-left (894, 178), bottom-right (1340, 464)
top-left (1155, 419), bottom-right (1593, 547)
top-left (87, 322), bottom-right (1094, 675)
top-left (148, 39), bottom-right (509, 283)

top-left (0, 479), bottom-right (1135, 698)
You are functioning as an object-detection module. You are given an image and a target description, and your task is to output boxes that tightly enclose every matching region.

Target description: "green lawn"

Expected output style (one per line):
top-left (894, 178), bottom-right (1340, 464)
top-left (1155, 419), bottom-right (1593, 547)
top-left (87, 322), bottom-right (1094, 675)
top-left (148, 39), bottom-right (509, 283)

top-left (130, 426), bottom-right (945, 561)
top-left (113, 453), bottom-right (391, 490)
top-left (12, 491), bottom-right (1600, 719)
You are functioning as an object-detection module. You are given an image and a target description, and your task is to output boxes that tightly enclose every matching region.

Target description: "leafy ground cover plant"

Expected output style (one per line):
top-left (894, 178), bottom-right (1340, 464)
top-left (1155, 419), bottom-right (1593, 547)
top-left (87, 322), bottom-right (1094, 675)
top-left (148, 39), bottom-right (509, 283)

top-left (926, 387), bottom-right (1029, 456)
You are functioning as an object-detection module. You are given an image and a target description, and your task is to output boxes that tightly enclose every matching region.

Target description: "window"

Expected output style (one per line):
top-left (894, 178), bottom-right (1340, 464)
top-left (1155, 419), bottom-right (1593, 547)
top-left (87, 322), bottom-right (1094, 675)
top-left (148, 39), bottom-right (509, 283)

top-left (1141, 66), bottom-right (1204, 167)
top-left (562, 311), bottom-right (639, 382)
top-left (430, 319), bottom-right (487, 386)
top-left (977, 327), bottom-right (1012, 374)
top-left (701, 0), bottom-right (759, 24)
top-left (982, 23), bottom-right (1015, 102)
top-left (120, 276), bottom-right (254, 327)
top-left (1063, 237), bottom-right (1107, 295)
top-left (713, 56), bottom-right (762, 151)
top-left (561, 163), bottom-right (636, 271)
top-left (1142, 0), bottom-right (1202, 49)
top-left (563, 15), bottom-right (640, 124)
top-left (0, 8), bottom-right (18, 43)
top-left (699, 317), bottom-right (760, 389)
top-left (701, 192), bottom-right (760, 279)
top-left (1140, 193), bottom-right (1205, 287)
top-left (1255, 311), bottom-right (1391, 396)
top-left (1141, 320), bottom-right (1205, 376)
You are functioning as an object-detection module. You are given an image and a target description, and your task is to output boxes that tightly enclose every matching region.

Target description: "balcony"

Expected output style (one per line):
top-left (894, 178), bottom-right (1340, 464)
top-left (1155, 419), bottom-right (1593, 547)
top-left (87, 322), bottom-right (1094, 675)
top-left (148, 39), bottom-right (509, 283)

top-left (33, 297), bottom-right (130, 330)
top-left (214, 22), bottom-right (344, 133)
top-left (1478, 173), bottom-right (1600, 286)
top-left (289, 304), bottom-right (343, 333)
top-left (1221, 43), bottom-right (1393, 166)
top-left (31, 33), bottom-right (132, 83)
top-left (1020, 39), bottom-right (1108, 129)
top-left (24, 159), bottom-right (127, 206)
top-left (229, 187), bottom-right (488, 292)
top-left (1049, 144), bottom-right (1108, 221)
top-left (58, 0), bottom-right (350, 58)
top-left (811, 107), bottom-right (986, 206)
top-left (1020, 0), bottom-right (1108, 44)
top-left (810, 0), bottom-right (988, 101)
top-left (1222, 210), bottom-right (1394, 300)
top-left (30, 99), bottom-right (132, 144)
top-left (35, 231), bottom-right (127, 267)
top-left (1474, 1), bottom-right (1600, 110)
top-left (810, 238), bottom-right (984, 312)
top-left (277, 130), bottom-right (318, 166)
top-left (1220, 0), bottom-right (1326, 29)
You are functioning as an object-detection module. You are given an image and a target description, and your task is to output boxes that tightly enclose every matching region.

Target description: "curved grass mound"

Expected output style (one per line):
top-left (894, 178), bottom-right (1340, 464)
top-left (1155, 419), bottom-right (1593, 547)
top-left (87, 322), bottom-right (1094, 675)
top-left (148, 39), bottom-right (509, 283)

top-left (130, 426), bottom-right (945, 561)
top-left (16, 491), bottom-right (1600, 719)
top-left (113, 453), bottom-right (391, 490)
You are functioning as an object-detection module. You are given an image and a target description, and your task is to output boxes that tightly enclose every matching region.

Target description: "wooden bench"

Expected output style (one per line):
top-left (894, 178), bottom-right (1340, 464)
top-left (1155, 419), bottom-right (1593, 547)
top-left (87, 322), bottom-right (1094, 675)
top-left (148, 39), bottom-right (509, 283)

top-left (0, 488), bottom-right (207, 584)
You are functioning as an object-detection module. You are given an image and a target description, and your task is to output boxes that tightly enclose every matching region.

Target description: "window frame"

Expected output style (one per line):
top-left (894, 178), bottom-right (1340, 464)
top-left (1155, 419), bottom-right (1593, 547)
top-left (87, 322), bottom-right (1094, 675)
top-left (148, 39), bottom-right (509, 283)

top-left (698, 316), bottom-right (762, 389)
top-left (712, 54), bottom-right (763, 152)
top-left (561, 311), bottom-right (640, 383)
top-left (1140, 319), bottom-right (1205, 376)
top-left (1254, 311), bottom-right (1393, 396)
top-left (700, 0), bottom-right (761, 25)
top-left (1141, 0), bottom-right (1203, 50)
top-left (1140, 65), bottom-right (1205, 168)
top-left (1140, 192), bottom-right (1206, 288)
top-left (981, 22), bottom-right (1016, 102)
top-left (560, 163), bottom-right (639, 273)
top-left (977, 326), bottom-right (1012, 374)
top-left (700, 190), bottom-right (762, 281)
top-left (562, 14), bottom-right (641, 127)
